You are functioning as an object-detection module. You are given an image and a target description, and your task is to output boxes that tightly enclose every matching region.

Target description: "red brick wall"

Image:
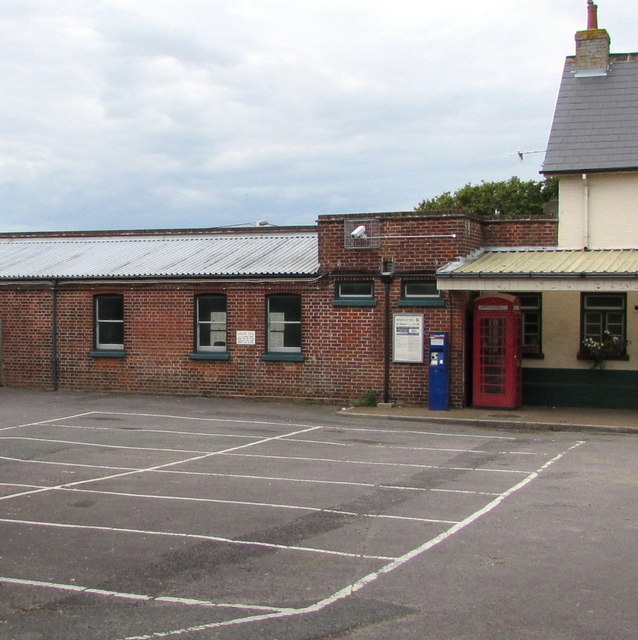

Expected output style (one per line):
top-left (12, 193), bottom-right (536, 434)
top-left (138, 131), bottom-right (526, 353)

top-left (0, 212), bottom-right (557, 407)
top-left (0, 286), bottom-right (53, 388)
top-left (482, 218), bottom-right (558, 247)
top-left (318, 211), bottom-right (484, 274)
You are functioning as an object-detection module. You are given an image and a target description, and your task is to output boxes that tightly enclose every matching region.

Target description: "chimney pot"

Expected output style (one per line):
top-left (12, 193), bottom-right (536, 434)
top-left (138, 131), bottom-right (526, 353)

top-left (587, 1), bottom-right (598, 30)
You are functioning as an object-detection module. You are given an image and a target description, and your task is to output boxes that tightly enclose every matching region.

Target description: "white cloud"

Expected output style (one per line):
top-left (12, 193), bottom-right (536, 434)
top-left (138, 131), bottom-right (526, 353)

top-left (0, 0), bottom-right (634, 231)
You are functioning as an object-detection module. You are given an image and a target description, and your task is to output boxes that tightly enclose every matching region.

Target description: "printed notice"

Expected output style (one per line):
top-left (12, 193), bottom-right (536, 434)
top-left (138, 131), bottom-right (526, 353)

top-left (236, 331), bottom-right (256, 345)
top-left (393, 314), bottom-right (424, 363)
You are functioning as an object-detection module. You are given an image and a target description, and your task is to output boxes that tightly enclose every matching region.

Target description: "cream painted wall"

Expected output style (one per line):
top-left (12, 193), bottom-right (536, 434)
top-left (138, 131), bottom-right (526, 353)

top-left (480, 290), bottom-right (638, 371)
top-left (558, 173), bottom-right (638, 248)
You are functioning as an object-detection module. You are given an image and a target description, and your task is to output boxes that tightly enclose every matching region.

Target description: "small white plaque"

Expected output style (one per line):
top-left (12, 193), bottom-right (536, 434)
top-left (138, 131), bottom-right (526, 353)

top-left (236, 331), bottom-right (256, 345)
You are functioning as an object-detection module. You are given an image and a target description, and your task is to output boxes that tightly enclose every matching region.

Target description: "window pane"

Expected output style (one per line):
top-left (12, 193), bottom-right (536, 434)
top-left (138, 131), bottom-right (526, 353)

top-left (404, 282), bottom-right (437, 297)
top-left (584, 311), bottom-right (603, 339)
top-left (95, 295), bottom-right (123, 349)
top-left (584, 294), bottom-right (624, 309)
top-left (196, 296), bottom-right (227, 351)
top-left (97, 296), bottom-right (123, 321)
top-left (582, 293), bottom-right (626, 356)
top-left (268, 295), bottom-right (301, 352)
top-left (269, 295), bottom-right (301, 321)
top-left (98, 322), bottom-right (124, 346)
top-left (338, 282), bottom-right (373, 298)
top-left (198, 296), bottom-right (225, 321)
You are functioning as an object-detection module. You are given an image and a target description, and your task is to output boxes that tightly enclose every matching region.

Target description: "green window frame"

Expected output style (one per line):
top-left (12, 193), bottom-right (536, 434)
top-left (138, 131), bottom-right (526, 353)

top-left (333, 281), bottom-right (376, 307)
top-left (515, 292), bottom-right (542, 357)
top-left (581, 293), bottom-right (627, 358)
top-left (398, 280), bottom-right (444, 307)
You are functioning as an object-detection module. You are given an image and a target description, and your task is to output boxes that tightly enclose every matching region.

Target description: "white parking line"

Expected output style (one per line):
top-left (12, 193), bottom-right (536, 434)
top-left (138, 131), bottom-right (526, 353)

top-left (0, 576), bottom-right (294, 613)
top-left (0, 517), bottom-right (395, 562)
top-left (224, 452), bottom-right (530, 474)
top-left (54, 486), bottom-right (459, 525)
top-left (113, 440), bottom-right (585, 640)
top-left (52, 423), bottom-right (259, 440)
top-left (329, 425), bottom-right (517, 440)
top-left (0, 436), bottom-right (214, 456)
top-left (0, 412), bottom-right (96, 432)
top-left (284, 437), bottom-right (539, 455)
top-left (0, 454), bottom-right (136, 472)
top-left (0, 424), bottom-right (324, 502)
top-left (0, 455), bottom-right (501, 496)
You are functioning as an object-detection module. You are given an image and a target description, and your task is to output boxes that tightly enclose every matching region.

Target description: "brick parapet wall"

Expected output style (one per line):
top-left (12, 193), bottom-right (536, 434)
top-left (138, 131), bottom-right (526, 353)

top-left (482, 218), bottom-right (558, 247)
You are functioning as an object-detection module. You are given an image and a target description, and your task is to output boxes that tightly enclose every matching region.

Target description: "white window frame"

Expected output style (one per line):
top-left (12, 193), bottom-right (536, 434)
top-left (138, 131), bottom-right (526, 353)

top-left (196, 295), bottom-right (227, 352)
top-left (267, 295), bottom-right (302, 353)
top-left (95, 294), bottom-right (124, 351)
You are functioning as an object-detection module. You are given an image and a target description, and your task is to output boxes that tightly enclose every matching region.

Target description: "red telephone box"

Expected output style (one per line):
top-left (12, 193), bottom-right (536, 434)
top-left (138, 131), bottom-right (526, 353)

top-left (472, 294), bottom-right (522, 409)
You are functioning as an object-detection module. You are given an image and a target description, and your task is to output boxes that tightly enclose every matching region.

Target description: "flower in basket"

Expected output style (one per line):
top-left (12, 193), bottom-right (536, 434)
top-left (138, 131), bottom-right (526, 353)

top-left (582, 331), bottom-right (625, 369)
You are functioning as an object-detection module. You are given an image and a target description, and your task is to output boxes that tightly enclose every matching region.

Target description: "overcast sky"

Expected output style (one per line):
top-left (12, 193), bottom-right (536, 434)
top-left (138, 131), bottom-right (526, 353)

top-left (1, 1), bottom-right (636, 232)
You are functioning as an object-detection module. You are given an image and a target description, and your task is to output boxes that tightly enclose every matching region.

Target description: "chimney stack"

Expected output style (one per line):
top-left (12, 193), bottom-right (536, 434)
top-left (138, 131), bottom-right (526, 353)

top-left (574, 1), bottom-right (610, 76)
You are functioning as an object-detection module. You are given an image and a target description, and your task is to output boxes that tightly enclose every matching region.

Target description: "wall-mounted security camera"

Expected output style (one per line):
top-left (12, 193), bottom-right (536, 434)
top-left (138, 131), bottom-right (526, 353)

top-left (351, 225), bottom-right (367, 239)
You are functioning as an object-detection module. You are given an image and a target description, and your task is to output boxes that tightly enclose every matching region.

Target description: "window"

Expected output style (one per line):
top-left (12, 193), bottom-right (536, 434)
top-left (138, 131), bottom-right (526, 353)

top-left (516, 293), bottom-right (542, 356)
top-left (581, 293), bottom-right (627, 356)
top-left (333, 281), bottom-right (376, 307)
top-left (195, 295), bottom-right (227, 352)
top-left (267, 294), bottom-right (302, 353)
top-left (95, 294), bottom-right (124, 351)
top-left (399, 280), bottom-right (444, 307)
top-left (403, 281), bottom-right (438, 298)
top-left (337, 282), bottom-right (373, 298)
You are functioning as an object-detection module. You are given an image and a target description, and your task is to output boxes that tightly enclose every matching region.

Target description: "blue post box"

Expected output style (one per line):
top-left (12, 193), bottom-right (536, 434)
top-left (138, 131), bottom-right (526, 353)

top-left (429, 332), bottom-right (449, 411)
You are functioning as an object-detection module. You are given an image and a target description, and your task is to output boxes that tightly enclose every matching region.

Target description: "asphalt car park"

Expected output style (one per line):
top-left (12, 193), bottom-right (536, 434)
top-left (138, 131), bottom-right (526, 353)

top-left (0, 390), bottom-right (637, 640)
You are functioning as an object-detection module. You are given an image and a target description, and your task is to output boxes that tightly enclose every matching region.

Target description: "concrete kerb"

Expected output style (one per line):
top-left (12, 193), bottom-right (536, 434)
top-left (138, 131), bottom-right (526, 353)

top-left (341, 407), bottom-right (638, 435)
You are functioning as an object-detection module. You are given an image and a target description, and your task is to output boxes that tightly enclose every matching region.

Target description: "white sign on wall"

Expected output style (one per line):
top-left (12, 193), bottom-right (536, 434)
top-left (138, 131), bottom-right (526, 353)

top-left (393, 314), bottom-right (424, 363)
top-left (236, 331), bottom-right (256, 345)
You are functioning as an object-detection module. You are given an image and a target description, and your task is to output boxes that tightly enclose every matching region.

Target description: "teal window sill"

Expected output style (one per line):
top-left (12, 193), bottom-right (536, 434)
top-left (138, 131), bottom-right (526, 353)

top-left (190, 352), bottom-right (230, 361)
top-left (332, 299), bottom-right (377, 307)
top-left (262, 353), bottom-right (305, 362)
top-left (90, 350), bottom-right (125, 358)
top-left (398, 298), bottom-right (445, 307)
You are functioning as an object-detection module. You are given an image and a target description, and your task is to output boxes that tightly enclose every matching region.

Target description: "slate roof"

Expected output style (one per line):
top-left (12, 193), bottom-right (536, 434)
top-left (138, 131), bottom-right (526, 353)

top-left (543, 53), bottom-right (638, 173)
top-left (0, 232), bottom-right (319, 280)
top-left (437, 247), bottom-right (638, 279)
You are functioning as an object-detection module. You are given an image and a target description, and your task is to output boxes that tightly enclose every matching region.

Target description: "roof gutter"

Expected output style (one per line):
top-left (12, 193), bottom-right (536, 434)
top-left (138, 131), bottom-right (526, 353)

top-left (438, 271), bottom-right (638, 279)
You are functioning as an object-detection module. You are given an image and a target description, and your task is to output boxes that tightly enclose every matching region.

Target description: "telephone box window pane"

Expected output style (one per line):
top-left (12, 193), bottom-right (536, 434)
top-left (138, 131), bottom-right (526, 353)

top-left (479, 318), bottom-right (506, 395)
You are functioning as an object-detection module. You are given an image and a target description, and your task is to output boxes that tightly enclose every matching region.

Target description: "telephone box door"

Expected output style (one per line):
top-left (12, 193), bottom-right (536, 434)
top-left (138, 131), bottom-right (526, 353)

top-left (472, 295), bottom-right (522, 409)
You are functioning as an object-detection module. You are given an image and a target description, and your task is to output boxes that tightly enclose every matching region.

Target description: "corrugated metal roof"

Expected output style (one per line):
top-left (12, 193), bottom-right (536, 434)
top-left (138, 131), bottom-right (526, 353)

top-left (543, 53), bottom-right (638, 173)
top-left (0, 233), bottom-right (319, 279)
top-left (438, 248), bottom-right (638, 278)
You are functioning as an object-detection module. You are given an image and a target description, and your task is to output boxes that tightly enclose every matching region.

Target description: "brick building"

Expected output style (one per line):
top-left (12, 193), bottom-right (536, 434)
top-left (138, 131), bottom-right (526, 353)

top-left (438, 2), bottom-right (638, 410)
top-left (0, 212), bottom-right (555, 407)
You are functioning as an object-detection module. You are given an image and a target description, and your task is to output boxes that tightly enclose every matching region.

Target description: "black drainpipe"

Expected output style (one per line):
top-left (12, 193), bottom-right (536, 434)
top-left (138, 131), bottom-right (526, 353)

top-left (51, 279), bottom-right (59, 391)
top-left (381, 270), bottom-right (393, 404)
